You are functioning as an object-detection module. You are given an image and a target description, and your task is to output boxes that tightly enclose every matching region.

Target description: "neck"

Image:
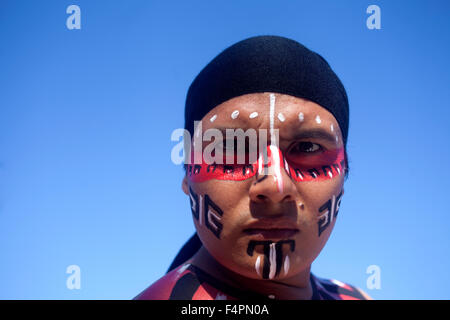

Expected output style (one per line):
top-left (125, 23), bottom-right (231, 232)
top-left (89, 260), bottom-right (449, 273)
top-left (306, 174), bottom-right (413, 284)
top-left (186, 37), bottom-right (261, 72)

top-left (190, 246), bottom-right (313, 300)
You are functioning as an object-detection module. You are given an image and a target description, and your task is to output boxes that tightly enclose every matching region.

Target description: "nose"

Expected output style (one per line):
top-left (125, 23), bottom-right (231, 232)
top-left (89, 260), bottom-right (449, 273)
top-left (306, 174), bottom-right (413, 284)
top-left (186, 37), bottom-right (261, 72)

top-left (249, 146), bottom-right (297, 204)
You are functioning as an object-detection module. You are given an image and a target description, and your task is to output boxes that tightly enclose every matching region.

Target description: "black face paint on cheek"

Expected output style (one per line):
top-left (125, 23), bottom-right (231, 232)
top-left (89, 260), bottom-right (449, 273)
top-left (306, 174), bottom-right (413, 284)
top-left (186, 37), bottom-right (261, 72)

top-left (189, 186), bottom-right (199, 221)
top-left (294, 168), bottom-right (304, 180)
top-left (317, 190), bottom-right (343, 237)
top-left (207, 164), bottom-right (217, 173)
top-left (322, 165), bottom-right (333, 178)
top-left (193, 164), bottom-right (202, 174)
top-left (204, 194), bottom-right (223, 239)
top-left (222, 165), bottom-right (234, 175)
top-left (188, 187), bottom-right (224, 239)
top-left (308, 168), bottom-right (320, 179)
top-left (242, 164), bottom-right (254, 176)
top-left (247, 240), bottom-right (295, 279)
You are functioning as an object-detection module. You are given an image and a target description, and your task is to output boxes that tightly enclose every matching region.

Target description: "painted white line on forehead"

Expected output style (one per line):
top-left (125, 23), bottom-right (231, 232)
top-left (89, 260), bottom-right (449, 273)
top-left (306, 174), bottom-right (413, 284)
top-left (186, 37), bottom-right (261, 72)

top-left (249, 111), bottom-right (258, 119)
top-left (210, 114), bottom-right (217, 122)
top-left (268, 93), bottom-right (284, 193)
top-left (231, 110), bottom-right (240, 119)
top-left (269, 94), bottom-right (276, 140)
top-left (330, 124), bottom-right (334, 132)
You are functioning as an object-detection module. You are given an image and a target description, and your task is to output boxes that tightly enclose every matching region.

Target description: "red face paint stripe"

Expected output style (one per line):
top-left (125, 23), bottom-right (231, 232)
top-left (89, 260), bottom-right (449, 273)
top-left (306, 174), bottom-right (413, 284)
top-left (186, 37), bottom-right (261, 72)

top-left (285, 148), bottom-right (346, 182)
top-left (187, 147), bottom-right (345, 183)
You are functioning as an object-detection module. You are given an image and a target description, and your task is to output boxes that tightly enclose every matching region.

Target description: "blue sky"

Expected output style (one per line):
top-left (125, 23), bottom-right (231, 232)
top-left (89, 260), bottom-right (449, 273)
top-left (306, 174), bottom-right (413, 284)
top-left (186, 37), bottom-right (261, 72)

top-left (1, 0), bottom-right (449, 299)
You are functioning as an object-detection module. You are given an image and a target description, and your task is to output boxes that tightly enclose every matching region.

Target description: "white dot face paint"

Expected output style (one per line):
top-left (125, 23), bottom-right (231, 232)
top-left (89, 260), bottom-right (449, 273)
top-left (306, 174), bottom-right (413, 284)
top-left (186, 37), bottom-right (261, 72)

top-left (315, 115), bottom-right (322, 124)
top-left (298, 112), bottom-right (304, 122)
top-left (210, 114), bottom-right (217, 122)
top-left (277, 113), bottom-right (285, 122)
top-left (249, 111), bottom-right (258, 119)
top-left (330, 124), bottom-right (334, 132)
top-left (335, 135), bottom-right (339, 142)
top-left (231, 110), bottom-right (239, 119)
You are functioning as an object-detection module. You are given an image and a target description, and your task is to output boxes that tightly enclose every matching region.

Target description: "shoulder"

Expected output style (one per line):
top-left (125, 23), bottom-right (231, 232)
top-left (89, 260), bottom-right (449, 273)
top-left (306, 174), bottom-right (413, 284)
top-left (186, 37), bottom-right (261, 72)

top-left (311, 274), bottom-right (372, 300)
top-left (133, 263), bottom-right (233, 300)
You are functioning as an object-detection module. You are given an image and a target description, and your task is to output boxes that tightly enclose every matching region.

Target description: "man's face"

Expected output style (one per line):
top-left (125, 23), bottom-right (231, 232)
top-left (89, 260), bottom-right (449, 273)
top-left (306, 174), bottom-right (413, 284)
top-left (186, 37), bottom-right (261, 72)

top-left (182, 92), bottom-right (345, 281)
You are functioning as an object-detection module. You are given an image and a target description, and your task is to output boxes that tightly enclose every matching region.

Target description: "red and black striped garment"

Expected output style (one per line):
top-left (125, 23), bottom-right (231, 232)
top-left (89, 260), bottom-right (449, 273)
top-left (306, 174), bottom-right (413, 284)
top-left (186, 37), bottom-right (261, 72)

top-left (134, 263), bottom-right (370, 300)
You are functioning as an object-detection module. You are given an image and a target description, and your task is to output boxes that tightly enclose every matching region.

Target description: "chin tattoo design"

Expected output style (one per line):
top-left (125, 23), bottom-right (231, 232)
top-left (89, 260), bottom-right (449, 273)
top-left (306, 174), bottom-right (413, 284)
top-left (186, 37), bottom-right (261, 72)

top-left (247, 240), bottom-right (296, 280)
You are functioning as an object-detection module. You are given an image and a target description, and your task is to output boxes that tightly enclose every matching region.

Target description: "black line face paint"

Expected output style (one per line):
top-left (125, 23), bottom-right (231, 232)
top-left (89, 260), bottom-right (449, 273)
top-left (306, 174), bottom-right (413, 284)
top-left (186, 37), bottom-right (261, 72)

top-left (189, 187), bottom-right (224, 239)
top-left (317, 190), bottom-right (343, 237)
top-left (247, 240), bottom-right (295, 279)
top-left (189, 186), bottom-right (199, 221)
top-left (204, 194), bottom-right (223, 239)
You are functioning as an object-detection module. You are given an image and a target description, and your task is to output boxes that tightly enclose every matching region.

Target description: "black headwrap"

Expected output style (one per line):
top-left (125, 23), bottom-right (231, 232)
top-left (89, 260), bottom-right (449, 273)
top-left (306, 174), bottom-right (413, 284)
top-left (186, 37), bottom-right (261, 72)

top-left (169, 35), bottom-right (350, 273)
top-left (184, 35), bottom-right (349, 146)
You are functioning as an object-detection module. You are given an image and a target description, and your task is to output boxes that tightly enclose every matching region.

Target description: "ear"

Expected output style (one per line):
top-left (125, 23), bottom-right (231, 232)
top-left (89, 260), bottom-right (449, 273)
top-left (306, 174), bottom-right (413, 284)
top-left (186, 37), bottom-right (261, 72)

top-left (182, 175), bottom-right (189, 195)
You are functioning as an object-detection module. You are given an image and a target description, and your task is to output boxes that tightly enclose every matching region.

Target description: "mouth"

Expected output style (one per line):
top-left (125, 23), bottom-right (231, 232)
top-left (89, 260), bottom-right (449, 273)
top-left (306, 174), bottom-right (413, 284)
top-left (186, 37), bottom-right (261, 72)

top-left (243, 228), bottom-right (299, 240)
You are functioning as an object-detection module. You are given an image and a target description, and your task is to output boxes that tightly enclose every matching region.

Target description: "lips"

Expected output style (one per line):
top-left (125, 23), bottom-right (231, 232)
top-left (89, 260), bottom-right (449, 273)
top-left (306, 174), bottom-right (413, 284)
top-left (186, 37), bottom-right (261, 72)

top-left (243, 228), bottom-right (299, 240)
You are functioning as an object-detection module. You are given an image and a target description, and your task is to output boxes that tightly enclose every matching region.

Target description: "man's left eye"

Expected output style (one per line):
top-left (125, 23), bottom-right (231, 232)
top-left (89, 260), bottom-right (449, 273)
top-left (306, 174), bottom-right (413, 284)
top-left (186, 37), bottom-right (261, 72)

top-left (288, 142), bottom-right (322, 154)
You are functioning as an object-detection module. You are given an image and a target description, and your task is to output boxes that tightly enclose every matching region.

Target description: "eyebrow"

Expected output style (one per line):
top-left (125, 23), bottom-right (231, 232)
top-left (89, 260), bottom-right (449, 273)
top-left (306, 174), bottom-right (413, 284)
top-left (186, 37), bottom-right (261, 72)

top-left (291, 128), bottom-right (337, 144)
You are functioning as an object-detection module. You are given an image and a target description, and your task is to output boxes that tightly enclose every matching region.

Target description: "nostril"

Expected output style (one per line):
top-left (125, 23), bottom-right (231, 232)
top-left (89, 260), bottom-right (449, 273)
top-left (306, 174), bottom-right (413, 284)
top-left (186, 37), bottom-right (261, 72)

top-left (257, 195), bottom-right (267, 201)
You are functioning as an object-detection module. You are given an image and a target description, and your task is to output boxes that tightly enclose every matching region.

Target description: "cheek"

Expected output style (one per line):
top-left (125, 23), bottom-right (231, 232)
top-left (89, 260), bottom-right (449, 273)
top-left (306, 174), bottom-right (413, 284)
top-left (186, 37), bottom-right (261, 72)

top-left (187, 181), bottom-right (250, 241)
top-left (296, 176), bottom-right (345, 240)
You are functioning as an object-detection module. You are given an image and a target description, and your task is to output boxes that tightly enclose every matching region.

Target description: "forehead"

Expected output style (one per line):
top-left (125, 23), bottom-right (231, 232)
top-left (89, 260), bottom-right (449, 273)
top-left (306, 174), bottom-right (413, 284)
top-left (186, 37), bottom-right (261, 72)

top-left (201, 92), bottom-right (340, 132)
